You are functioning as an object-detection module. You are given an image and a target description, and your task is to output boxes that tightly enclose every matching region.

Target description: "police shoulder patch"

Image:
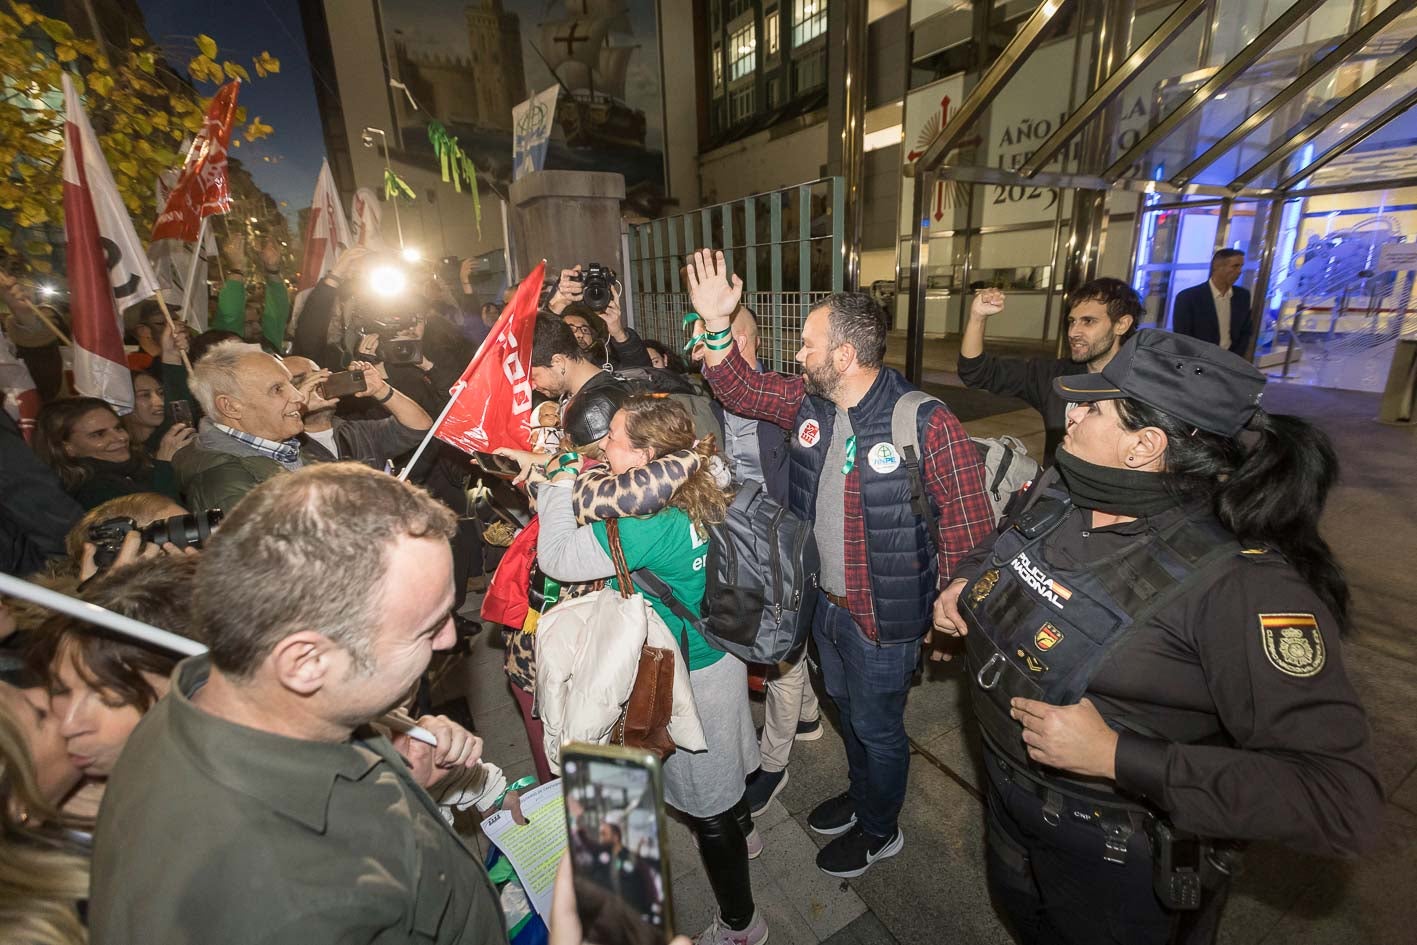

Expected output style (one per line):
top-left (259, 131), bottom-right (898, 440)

top-left (1258, 613), bottom-right (1325, 678)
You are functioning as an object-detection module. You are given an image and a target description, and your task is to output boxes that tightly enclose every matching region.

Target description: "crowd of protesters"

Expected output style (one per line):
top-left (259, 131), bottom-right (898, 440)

top-left (0, 236), bottom-right (1385, 945)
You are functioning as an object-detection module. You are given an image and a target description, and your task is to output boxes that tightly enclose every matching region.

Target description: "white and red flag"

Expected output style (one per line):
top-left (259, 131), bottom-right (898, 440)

top-left (63, 73), bottom-right (161, 412)
top-left (350, 186), bottom-right (384, 249)
top-left (151, 80), bottom-right (240, 243)
top-left (432, 262), bottom-right (545, 455)
top-left (293, 159), bottom-right (352, 316)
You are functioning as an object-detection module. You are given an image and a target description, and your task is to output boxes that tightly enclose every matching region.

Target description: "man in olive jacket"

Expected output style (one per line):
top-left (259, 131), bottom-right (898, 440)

top-left (89, 465), bottom-right (505, 944)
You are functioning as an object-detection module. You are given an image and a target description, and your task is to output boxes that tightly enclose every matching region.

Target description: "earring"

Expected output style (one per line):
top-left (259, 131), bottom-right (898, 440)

top-left (1126, 454), bottom-right (1136, 465)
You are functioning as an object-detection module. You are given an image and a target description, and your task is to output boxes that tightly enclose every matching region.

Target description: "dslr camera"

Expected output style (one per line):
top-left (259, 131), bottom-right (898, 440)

top-left (570, 263), bottom-right (619, 313)
top-left (88, 510), bottom-right (224, 571)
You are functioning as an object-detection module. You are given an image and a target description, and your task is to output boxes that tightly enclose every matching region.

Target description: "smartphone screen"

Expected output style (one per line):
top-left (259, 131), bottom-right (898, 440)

top-left (562, 748), bottom-right (672, 945)
top-left (166, 400), bottom-right (193, 427)
top-left (473, 451), bottom-right (524, 479)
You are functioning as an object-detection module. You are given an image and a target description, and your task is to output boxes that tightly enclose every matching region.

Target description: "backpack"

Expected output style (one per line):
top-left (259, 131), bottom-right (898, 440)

top-left (626, 479), bottom-right (819, 665)
top-left (891, 391), bottom-right (1040, 529)
top-left (613, 367), bottom-right (724, 444)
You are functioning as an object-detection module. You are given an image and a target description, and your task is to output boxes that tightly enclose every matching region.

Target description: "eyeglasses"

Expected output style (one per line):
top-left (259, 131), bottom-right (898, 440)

top-left (569, 325), bottom-right (595, 337)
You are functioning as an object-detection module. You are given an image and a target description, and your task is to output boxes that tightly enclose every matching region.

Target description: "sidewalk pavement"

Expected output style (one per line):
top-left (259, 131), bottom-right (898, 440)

top-left (436, 380), bottom-right (1417, 945)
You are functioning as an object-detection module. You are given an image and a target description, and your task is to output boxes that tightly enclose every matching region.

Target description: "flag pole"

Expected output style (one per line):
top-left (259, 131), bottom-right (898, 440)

top-left (150, 293), bottom-right (193, 373)
top-left (0, 571), bottom-right (438, 747)
top-left (179, 216), bottom-right (209, 332)
top-left (397, 382), bottom-right (464, 482)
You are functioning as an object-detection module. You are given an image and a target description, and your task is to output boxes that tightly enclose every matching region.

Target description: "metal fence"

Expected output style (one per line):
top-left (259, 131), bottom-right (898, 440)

top-left (625, 177), bottom-right (845, 374)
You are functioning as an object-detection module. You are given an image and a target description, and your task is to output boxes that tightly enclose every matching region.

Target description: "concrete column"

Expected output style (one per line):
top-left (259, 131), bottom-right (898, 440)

top-left (506, 170), bottom-right (627, 280)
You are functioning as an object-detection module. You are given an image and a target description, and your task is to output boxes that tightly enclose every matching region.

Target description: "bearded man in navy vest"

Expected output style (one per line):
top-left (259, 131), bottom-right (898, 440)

top-left (687, 249), bottom-right (996, 878)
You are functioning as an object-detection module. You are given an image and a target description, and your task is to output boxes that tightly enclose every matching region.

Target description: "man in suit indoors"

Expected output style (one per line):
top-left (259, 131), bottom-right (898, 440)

top-left (1172, 248), bottom-right (1253, 355)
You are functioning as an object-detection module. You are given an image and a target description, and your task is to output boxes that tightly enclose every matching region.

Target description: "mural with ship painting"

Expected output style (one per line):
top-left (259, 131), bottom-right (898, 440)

top-left (383, 0), bottom-right (667, 213)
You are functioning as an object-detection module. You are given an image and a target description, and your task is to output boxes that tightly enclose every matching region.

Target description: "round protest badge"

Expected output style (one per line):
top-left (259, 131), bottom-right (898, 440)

top-left (867, 442), bottom-right (901, 474)
top-left (797, 418), bottom-right (822, 448)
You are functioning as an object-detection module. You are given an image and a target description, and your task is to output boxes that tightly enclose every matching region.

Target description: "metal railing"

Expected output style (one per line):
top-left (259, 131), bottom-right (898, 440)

top-left (625, 177), bottom-right (845, 374)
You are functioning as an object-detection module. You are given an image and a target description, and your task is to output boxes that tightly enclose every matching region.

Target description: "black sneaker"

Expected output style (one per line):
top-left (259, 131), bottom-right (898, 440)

top-left (807, 791), bottom-right (857, 836)
top-left (816, 825), bottom-right (904, 878)
top-left (744, 768), bottom-right (789, 816)
top-left (795, 718), bottom-right (823, 741)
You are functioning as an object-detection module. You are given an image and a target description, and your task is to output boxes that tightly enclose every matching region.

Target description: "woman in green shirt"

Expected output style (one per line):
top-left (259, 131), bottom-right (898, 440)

top-left (536, 395), bottom-right (767, 945)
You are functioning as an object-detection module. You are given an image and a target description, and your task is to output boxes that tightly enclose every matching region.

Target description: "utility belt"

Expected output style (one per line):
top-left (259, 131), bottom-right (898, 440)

top-left (986, 745), bottom-right (1240, 911)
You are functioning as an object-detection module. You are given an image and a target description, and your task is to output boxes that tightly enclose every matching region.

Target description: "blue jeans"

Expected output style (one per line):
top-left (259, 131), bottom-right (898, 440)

top-left (811, 591), bottom-right (921, 838)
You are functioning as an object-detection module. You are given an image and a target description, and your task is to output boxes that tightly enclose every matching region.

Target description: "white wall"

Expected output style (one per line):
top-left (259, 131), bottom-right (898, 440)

top-left (698, 121), bottom-right (829, 204)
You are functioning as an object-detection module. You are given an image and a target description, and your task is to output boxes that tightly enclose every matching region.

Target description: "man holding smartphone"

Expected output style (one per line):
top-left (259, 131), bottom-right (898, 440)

top-left (283, 355), bottom-right (432, 467)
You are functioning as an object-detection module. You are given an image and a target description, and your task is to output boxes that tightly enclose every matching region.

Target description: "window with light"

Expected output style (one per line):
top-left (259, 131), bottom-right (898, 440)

top-left (765, 8), bottom-right (780, 57)
top-left (729, 22), bottom-right (757, 82)
top-left (792, 0), bottom-right (826, 46)
top-left (712, 43), bottom-right (723, 92)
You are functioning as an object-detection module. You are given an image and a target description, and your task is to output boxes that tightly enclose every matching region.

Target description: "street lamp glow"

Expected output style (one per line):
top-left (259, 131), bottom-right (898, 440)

top-left (400, 246), bottom-right (423, 263)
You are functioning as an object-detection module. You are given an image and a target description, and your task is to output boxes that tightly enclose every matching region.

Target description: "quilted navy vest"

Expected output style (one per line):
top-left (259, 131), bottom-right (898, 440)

top-left (786, 368), bottom-right (938, 643)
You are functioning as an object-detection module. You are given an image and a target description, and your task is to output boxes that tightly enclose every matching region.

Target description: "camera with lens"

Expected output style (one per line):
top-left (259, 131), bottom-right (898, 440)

top-left (355, 296), bottom-right (426, 366)
top-left (87, 510), bottom-right (224, 571)
top-left (570, 263), bottom-right (619, 313)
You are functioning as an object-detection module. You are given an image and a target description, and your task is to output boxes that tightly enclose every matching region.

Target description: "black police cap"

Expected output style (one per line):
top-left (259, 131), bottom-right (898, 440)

top-left (1052, 328), bottom-right (1265, 437)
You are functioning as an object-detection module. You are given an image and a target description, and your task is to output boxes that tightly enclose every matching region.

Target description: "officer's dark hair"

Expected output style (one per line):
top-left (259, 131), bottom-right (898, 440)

top-left (1116, 400), bottom-right (1349, 628)
top-left (531, 313), bottom-right (585, 368)
top-left (821, 292), bottom-right (888, 369)
top-left (1068, 278), bottom-right (1141, 341)
top-left (1212, 248), bottom-right (1245, 269)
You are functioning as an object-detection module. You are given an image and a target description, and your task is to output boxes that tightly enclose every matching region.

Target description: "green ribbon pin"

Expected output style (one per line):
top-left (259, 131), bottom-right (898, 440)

top-left (842, 435), bottom-right (857, 475)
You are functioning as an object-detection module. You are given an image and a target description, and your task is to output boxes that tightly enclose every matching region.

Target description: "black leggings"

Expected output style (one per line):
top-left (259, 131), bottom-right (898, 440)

top-left (687, 795), bottom-right (756, 930)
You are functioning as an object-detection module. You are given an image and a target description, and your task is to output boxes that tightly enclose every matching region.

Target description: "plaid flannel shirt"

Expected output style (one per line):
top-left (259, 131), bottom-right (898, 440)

top-left (702, 347), bottom-right (995, 640)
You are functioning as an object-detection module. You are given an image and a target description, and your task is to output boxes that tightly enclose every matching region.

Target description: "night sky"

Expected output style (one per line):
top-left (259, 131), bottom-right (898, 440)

top-left (134, 0), bottom-right (327, 227)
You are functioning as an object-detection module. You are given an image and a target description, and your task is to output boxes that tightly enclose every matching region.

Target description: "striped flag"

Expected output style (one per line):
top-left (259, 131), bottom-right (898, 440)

top-left (62, 73), bottom-right (140, 413)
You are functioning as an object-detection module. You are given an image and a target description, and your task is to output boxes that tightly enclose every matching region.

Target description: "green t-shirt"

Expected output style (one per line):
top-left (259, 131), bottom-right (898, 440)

top-left (592, 508), bottom-right (724, 672)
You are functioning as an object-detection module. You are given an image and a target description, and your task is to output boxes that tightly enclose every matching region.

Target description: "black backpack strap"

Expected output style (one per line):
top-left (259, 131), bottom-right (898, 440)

top-left (892, 391), bottom-right (943, 543)
top-left (627, 566), bottom-right (696, 657)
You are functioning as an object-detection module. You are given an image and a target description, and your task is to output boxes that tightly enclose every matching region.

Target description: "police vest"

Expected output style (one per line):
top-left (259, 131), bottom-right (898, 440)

top-left (786, 367), bottom-right (938, 642)
top-left (960, 488), bottom-right (1241, 771)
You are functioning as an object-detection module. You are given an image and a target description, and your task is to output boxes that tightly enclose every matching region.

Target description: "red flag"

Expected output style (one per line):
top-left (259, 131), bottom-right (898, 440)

top-left (151, 81), bottom-right (240, 242)
top-left (433, 263), bottom-right (546, 454)
top-left (63, 78), bottom-right (133, 413)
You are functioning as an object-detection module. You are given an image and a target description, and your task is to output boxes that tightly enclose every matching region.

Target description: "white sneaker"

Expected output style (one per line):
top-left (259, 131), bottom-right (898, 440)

top-left (693, 910), bottom-right (769, 945)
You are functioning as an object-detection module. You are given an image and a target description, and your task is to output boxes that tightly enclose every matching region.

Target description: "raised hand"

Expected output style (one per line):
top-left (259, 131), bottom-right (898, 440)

top-left (971, 288), bottom-right (1006, 319)
top-left (685, 249), bottom-right (743, 328)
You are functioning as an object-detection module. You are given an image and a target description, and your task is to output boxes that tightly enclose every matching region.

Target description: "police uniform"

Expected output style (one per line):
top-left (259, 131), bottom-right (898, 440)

top-left (954, 331), bottom-right (1383, 945)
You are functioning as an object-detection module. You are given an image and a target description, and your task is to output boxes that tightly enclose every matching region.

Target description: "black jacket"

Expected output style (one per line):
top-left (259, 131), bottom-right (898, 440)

top-left (0, 410), bottom-right (83, 574)
top-left (1172, 281), bottom-right (1253, 354)
top-left (957, 352), bottom-right (1086, 464)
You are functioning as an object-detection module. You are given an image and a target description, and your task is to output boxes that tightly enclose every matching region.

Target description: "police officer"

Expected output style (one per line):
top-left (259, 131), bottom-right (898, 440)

top-left (930, 329), bottom-right (1383, 945)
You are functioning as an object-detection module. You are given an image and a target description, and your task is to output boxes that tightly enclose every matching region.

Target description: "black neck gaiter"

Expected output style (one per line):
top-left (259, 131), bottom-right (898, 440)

top-left (1053, 447), bottom-right (1182, 518)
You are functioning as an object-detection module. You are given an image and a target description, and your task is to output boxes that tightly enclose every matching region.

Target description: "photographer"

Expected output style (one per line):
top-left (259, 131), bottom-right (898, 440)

top-left (66, 493), bottom-right (202, 580)
top-left (283, 356), bottom-right (431, 468)
top-left (355, 296), bottom-right (471, 418)
top-left (546, 265), bottom-right (651, 370)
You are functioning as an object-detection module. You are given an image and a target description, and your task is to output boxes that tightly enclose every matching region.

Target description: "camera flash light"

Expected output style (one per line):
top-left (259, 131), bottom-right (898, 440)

top-left (369, 264), bottom-right (408, 298)
top-left (400, 246), bottom-right (422, 263)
